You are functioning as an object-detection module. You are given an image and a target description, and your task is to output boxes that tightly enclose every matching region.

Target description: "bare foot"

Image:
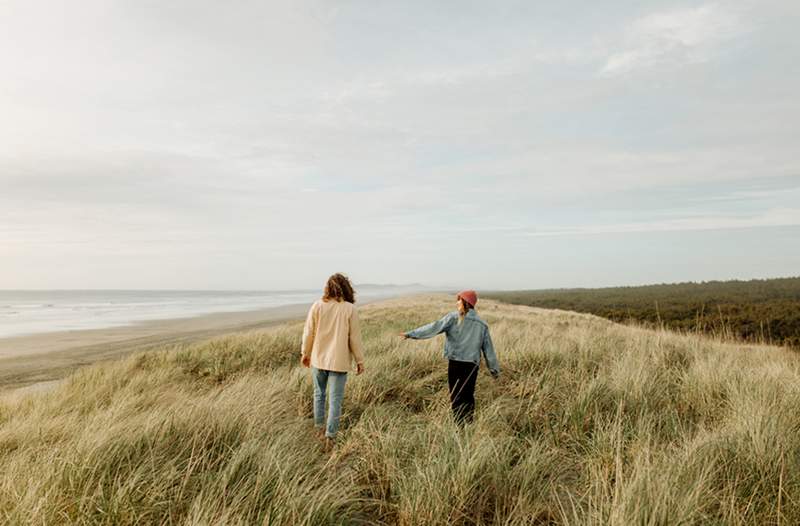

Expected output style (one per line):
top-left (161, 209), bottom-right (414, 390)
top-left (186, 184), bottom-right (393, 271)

top-left (323, 437), bottom-right (335, 453)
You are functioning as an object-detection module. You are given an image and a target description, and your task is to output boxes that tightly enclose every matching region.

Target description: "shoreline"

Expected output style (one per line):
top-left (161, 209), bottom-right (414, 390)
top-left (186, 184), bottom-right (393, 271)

top-left (0, 293), bottom-right (431, 393)
top-left (0, 302), bottom-right (313, 392)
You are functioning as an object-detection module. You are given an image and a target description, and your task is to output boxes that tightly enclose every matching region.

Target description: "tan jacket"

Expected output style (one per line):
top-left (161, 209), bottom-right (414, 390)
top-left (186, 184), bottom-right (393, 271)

top-left (301, 299), bottom-right (365, 372)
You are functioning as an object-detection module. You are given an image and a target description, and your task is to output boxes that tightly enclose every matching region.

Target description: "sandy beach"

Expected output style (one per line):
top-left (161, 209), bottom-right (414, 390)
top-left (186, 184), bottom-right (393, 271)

top-left (0, 302), bottom-right (311, 392)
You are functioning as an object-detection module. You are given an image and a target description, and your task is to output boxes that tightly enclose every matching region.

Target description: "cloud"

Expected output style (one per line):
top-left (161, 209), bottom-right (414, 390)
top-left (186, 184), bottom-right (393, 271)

top-left (601, 4), bottom-right (748, 76)
top-left (1, 0), bottom-right (798, 288)
top-left (519, 208), bottom-right (800, 237)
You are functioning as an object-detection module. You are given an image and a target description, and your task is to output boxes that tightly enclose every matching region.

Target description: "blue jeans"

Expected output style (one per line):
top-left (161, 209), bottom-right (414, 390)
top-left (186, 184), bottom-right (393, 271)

top-left (312, 367), bottom-right (348, 438)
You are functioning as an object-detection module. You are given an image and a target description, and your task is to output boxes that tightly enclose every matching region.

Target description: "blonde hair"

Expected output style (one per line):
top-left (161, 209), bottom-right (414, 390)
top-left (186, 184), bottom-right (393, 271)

top-left (458, 297), bottom-right (473, 322)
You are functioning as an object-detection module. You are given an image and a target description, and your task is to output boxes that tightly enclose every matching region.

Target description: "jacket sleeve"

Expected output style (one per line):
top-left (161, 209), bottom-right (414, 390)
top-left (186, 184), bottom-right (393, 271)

top-left (405, 313), bottom-right (454, 340)
top-left (481, 326), bottom-right (500, 376)
top-left (349, 307), bottom-right (365, 365)
top-left (301, 302), bottom-right (317, 359)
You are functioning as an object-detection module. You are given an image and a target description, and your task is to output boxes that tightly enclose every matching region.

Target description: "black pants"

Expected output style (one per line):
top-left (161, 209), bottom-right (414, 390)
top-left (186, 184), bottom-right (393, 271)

top-left (448, 360), bottom-right (479, 424)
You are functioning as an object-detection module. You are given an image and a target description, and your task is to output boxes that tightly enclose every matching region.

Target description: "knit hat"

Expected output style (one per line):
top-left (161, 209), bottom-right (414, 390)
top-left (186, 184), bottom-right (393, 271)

top-left (457, 290), bottom-right (478, 308)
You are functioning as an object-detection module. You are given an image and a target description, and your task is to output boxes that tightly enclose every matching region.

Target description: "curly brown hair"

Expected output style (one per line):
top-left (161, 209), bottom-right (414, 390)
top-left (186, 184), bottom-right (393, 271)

top-left (322, 273), bottom-right (356, 303)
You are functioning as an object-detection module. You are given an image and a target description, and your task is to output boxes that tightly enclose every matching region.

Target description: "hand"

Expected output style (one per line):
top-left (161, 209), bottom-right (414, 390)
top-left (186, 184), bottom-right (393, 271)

top-left (398, 332), bottom-right (408, 339)
top-left (356, 363), bottom-right (365, 375)
top-left (301, 355), bottom-right (311, 368)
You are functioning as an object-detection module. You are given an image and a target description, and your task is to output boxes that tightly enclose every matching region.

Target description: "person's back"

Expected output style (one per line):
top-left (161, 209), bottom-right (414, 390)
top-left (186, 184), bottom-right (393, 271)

top-left (304, 299), bottom-right (364, 372)
top-left (439, 309), bottom-right (491, 365)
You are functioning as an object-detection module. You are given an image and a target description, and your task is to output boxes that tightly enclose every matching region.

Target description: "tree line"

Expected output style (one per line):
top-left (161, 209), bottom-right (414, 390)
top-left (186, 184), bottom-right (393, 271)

top-left (485, 277), bottom-right (800, 349)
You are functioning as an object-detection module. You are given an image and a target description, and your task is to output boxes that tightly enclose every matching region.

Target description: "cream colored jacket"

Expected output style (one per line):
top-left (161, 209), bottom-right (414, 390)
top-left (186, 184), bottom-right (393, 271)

top-left (301, 299), bottom-right (365, 372)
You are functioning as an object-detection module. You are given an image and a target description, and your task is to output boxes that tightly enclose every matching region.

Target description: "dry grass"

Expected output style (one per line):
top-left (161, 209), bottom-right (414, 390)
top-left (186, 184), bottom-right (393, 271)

top-left (0, 294), bottom-right (798, 525)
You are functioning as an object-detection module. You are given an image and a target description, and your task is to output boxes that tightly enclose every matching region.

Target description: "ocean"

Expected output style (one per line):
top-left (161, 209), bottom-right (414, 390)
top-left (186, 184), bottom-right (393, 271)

top-left (0, 288), bottom-right (406, 338)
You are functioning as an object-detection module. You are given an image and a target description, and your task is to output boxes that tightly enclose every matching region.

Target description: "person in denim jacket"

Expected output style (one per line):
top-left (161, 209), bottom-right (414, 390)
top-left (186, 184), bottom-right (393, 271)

top-left (400, 290), bottom-right (499, 424)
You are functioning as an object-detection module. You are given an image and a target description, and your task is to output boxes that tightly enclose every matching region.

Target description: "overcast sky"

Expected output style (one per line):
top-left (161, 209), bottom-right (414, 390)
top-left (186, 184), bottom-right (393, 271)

top-left (1, 0), bottom-right (798, 290)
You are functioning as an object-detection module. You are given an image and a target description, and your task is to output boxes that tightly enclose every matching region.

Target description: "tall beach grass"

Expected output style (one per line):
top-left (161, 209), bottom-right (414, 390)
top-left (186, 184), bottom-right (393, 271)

top-left (0, 295), bottom-right (798, 524)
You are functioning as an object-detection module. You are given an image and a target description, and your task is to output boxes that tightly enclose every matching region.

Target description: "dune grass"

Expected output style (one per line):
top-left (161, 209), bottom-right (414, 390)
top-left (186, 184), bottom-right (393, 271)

top-left (0, 295), bottom-right (798, 525)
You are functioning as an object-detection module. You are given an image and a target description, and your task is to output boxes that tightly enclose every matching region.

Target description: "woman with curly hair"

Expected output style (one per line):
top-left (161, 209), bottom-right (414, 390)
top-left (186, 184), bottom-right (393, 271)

top-left (301, 273), bottom-right (365, 449)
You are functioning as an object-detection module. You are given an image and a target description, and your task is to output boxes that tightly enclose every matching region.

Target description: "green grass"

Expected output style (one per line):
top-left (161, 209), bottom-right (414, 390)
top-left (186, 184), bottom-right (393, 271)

top-left (1, 295), bottom-right (798, 525)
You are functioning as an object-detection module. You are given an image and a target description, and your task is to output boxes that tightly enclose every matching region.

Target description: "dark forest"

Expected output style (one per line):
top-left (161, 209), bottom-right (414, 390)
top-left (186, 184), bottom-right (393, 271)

top-left (485, 277), bottom-right (800, 348)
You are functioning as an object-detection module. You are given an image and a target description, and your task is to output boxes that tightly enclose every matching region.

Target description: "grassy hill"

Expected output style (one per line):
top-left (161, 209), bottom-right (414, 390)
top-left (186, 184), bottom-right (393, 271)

top-left (1, 295), bottom-right (798, 525)
top-left (485, 277), bottom-right (800, 348)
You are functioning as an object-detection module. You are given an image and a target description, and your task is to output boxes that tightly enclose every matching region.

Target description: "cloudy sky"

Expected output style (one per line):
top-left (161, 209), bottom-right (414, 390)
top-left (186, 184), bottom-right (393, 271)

top-left (1, 0), bottom-right (798, 290)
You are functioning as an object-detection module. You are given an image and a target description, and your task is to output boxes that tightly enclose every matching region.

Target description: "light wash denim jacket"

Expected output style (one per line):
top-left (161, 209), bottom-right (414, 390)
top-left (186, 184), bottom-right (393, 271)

top-left (406, 310), bottom-right (500, 376)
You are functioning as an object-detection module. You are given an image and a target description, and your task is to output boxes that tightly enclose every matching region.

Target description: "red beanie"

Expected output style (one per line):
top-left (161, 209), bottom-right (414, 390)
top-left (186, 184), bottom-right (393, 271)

top-left (457, 290), bottom-right (478, 308)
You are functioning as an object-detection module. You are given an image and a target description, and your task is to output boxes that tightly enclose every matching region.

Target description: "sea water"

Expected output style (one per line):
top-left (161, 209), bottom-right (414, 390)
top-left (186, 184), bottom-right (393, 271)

top-left (0, 288), bottom-right (407, 338)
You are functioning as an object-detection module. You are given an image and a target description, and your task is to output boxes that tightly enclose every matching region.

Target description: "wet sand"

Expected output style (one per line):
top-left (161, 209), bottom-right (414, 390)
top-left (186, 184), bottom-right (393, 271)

top-left (0, 302), bottom-right (311, 392)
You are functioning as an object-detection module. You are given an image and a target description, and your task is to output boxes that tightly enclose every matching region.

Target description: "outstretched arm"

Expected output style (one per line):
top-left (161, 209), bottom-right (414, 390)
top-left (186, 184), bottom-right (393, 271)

top-left (403, 313), bottom-right (455, 340)
top-left (481, 327), bottom-right (500, 377)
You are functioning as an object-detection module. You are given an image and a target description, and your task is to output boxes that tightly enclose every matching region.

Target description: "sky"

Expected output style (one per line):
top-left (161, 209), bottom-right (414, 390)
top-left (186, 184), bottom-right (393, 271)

top-left (1, 0), bottom-right (798, 290)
